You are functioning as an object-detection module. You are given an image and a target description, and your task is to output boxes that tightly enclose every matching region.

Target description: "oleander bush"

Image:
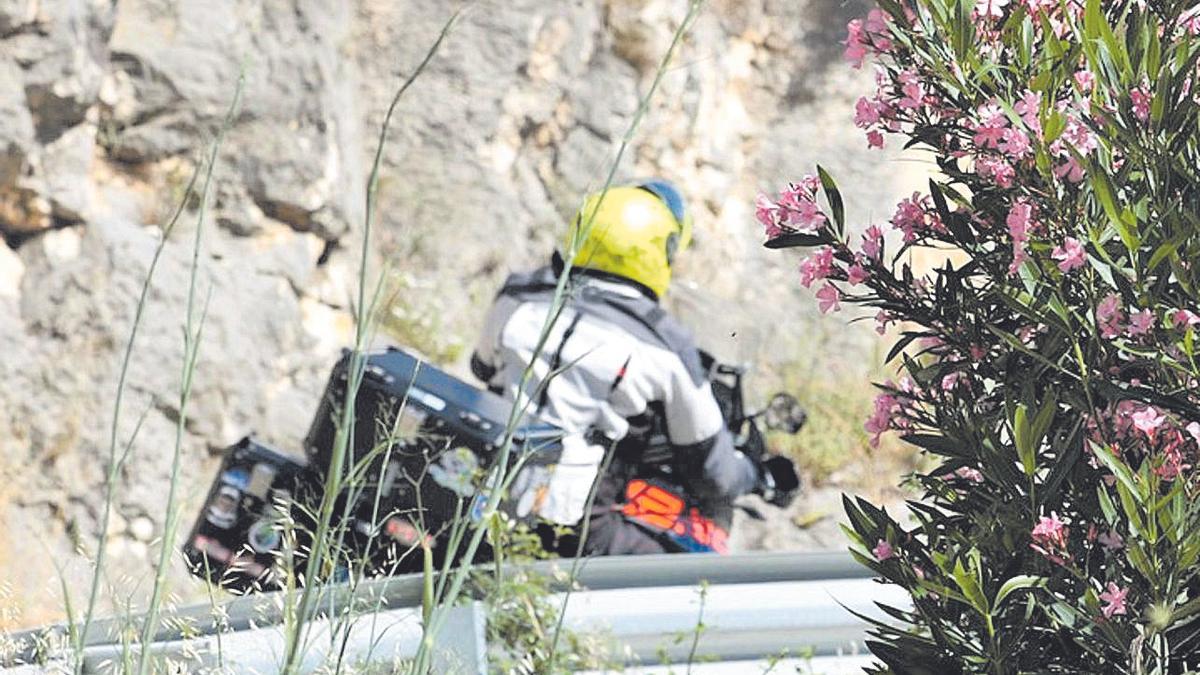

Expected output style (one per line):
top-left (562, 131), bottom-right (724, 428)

top-left (761, 0), bottom-right (1200, 670)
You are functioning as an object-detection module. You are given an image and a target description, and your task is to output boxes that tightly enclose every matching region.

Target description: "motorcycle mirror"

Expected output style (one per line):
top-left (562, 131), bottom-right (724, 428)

top-left (764, 392), bottom-right (807, 434)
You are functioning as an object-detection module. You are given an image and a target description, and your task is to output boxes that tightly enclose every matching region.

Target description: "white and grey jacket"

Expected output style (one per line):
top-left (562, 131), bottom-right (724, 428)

top-left (470, 262), bottom-right (758, 526)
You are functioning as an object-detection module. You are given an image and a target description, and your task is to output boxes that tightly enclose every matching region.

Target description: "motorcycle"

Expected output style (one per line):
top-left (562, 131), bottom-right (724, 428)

top-left (183, 345), bottom-right (805, 592)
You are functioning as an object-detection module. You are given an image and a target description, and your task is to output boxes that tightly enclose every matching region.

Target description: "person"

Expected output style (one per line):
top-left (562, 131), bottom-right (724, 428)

top-left (469, 180), bottom-right (797, 555)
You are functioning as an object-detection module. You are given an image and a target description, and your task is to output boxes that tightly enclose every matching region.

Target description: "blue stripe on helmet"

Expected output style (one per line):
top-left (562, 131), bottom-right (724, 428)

top-left (637, 179), bottom-right (687, 226)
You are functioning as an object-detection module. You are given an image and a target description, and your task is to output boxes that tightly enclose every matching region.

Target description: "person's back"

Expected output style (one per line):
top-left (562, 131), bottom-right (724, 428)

top-left (471, 182), bottom-right (796, 555)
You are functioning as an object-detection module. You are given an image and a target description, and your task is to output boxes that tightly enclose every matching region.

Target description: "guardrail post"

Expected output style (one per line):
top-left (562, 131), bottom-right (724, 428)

top-left (430, 600), bottom-right (488, 674)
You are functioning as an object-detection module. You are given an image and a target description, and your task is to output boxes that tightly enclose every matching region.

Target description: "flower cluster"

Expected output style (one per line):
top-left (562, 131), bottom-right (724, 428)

top-left (755, 176), bottom-right (826, 238)
top-left (1030, 512), bottom-right (1070, 566)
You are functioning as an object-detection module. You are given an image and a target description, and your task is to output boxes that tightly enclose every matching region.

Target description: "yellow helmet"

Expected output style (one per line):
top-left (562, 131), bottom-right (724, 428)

top-left (562, 180), bottom-right (693, 299)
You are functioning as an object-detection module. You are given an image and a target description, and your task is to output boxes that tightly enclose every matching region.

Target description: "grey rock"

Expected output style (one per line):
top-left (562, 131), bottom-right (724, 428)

top-left (568, 54), bottom-right (638, 141)
top-left (235, 120), bottom-right (348, 240)
top-left (19, 0), bottom-right (109, 143)
top-left (0, 0), bottom-right (37, 35)
top-left (40, 123), bottom-right (95, 222)
top-left (0, 61), bottom-right (41, 235)
top-left (554, 125), bottom-right (619, 196)
top-left (214, 181), bottom-right (266, 237)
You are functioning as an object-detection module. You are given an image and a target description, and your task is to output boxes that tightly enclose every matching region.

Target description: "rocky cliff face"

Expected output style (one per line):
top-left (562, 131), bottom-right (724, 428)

top-left (0, 0), bottom-right (922, 625)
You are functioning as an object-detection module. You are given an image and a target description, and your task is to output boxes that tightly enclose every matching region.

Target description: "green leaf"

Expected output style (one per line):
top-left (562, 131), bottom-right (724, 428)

top-left (1085, 250), bottom-right (1118, 289)
top-left (1084, 0), bottom-right (1131, 80)
top-left (1031, 392), bottom-right (1057, 457)
top-left (1147, 240), bottom-right (1179, 273)
top-left (994, 575), bottom-right (1046, 607)
top-left (1014, 404), bottom-right (1036, 476)
top-left (1145, 12), bottom-right (1161, 73)
top-left (1091, 166), bottom-right (1140, 254)
top-left (952, 0), bottom-right (971, 62)
top-left (886, 333), bottom-right (920, 364)
top-left (1042, 110), bottom-right (1066, 145)
top-left (1116, 481), bottom-right (1148, 542)
top-left (928, 178), bottom-right (951, 224)
top-left (1126, 540), bottom-right (1155, 578)
top-left (952, 557), bottom-right (989, 617)
top-left (901, 433), bottom-right (958, 454)
top-left (763, 232), bottom-right (824, 249)
top-left (1088, 440), bottom-right (1140, 498)
top-left (817, 165), bottom-right (845, 237)
top-left (1097, 485), bottom-right (1119, 525)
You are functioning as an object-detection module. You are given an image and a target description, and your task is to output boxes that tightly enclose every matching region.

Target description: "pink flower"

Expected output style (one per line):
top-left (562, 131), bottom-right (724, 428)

top-left (862, 225), bottom-right (884, 260)
top-left (892, 193), bottom-right (940, 243)
top-left (783, 201), bottom-right (826, 233)
top-left (872, 539), bottom-right (895, 561)
top-left (1127, 309), bottom-right (1154, 337)
top-left (1172, 309), bottom-right (1200, 329)
top-left (1031, 512), bottom-right (1070, 564)
top-left (1051, 237), bottom-right (1086, 272)
top-left (1006, 201), bottom-right (1034, 240)
top-left (1185, 6), bottom-right (1200, 34)
top-left (954, 466), bottom-right (984, 482)
top-left (1187, 421), bottom-right (1200, 446)
top-left (972, 103), bottom-right (1009, 149)
top-left (1156, 434), bottom-right (1190, 480)
top-left (798, 246), bottom-right (834, 288)
top-left (941, 371), bottom-right (965, 391)
top-left (1031, 512), bottom-right (1068, 549)
top-left (1061, 115), bottom-right (1098, 153)
top-left (1007, 201), bottom-right (1034, 275)
top-left (874, 310), bottom-right (894, 336)
top-left (866, 129), bottom-right (885, 149)
top-left (999, 127), bottom-right (1032, 160)
top-left (816, 282), bottom-right (841, 314)
top-left (855, 96), bottom-right (882, 127)
top-left (844, 19), bottom-right (868, 68)
top-left (1053, 154), bottom-right (1086, 183)
top-left (865, 392), bottom-right (900, 446)
top-left (1131, 406), bottom-right (1165, 437)
top-left (1131, 86), bottom-right (1151, 123)
top-left (1097, 530), bottom-right (1124, 552)
top-left (1099, 582), bottom-right (1128, 619)
top-left (976, 0), bottom-right (1010, 18)
top-left (896, 70), bottom-right (926, 110)
top-left (755, 194), bottom-right (780, 237)
top-left (1074, 70), bottom-right (1095, 92)
top-left (778, 183), bottom-right (827, 233)
top-left (847, 263), bottom-right (869, 286)
top-left (863, 9), bottom-right (893, 52)
top-left (977, 155), bottom-right (1015, 187)
top-left (1013, 89), bottom-right (1042, 134)
top-left (1096, 294), bottom-right (1124, 338)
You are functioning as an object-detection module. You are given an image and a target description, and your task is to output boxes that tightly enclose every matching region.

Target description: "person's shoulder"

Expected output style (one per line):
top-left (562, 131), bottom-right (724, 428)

top-left (498, 265), bottom-right (557, 297)
top-left (585, 282), bottom-right (704, 385)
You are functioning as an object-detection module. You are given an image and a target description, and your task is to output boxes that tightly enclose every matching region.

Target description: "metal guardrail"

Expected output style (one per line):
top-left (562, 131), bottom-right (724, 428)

top-left (3, 552), bottom-right (901, 673)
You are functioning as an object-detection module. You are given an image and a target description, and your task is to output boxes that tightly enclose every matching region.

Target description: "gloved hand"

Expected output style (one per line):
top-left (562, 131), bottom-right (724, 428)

top-left (755, 455), bottom-right (801, 508)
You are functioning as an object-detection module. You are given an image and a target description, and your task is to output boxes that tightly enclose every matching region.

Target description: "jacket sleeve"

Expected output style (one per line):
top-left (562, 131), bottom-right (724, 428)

top-left (612, 344), bottom-right (758, 500)
top-left (662, 371), bottom-right (759, 500)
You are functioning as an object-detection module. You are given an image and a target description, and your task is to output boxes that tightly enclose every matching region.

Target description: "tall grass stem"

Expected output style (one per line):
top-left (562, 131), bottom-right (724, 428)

top-left (136, 74), bottom-right (244, 675)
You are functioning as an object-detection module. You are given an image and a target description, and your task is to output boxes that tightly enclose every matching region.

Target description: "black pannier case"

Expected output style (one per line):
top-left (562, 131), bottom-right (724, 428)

top-left (303, 346), bottom-right (562, 572)
top-left (182, 437), bottom-right (311, 591)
